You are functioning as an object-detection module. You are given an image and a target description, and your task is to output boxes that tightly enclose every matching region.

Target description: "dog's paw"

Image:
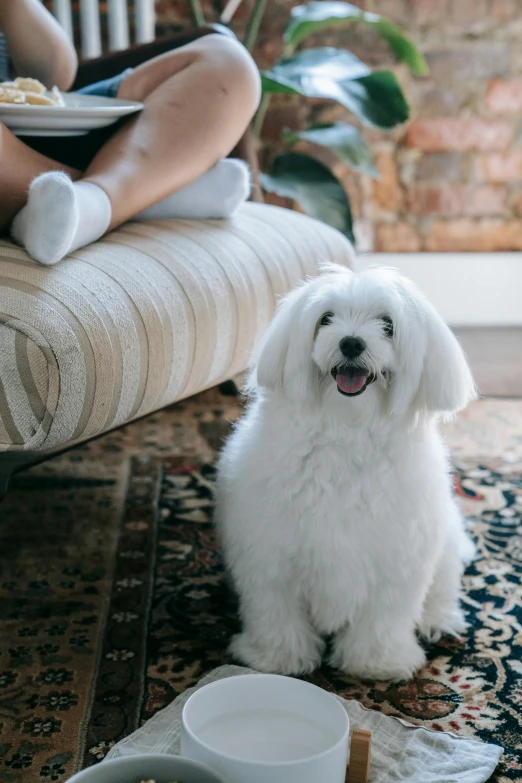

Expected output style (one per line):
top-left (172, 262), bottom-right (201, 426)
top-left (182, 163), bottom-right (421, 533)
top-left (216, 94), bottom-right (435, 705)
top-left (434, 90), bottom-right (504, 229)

top-left (459, 532), bottom-right (476, 566)
top-left (229, 631), bottom-right (324, 676)
top-left (418, 605), bottom-right (468, 643)
top-left (330, 633), bottom-right (426, 682)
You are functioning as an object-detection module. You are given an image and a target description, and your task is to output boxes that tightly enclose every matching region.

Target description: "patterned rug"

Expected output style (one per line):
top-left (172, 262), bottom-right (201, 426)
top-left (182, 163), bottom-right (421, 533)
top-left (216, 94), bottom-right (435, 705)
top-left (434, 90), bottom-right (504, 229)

top-left (1, 390), bottom-right (522, 783)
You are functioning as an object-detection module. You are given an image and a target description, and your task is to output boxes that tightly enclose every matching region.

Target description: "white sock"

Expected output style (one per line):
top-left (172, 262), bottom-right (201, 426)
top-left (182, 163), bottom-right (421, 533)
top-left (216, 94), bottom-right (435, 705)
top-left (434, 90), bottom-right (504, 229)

top-left (135, 159), bottom-right (251, 221)
top-left (11, 172), bottom-right (112, 265)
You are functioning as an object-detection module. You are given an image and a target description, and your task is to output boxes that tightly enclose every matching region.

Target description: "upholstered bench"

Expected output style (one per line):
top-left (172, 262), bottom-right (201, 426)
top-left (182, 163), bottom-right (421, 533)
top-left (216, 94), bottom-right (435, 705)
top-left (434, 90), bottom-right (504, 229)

top-left (0, 203), bottom-right (353, 496)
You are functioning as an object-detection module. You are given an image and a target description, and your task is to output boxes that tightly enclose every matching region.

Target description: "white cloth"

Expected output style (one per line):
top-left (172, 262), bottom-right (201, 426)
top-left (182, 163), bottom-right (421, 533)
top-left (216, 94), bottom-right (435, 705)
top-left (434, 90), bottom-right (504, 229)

top-left (106, 665), bottom-right (503, 783)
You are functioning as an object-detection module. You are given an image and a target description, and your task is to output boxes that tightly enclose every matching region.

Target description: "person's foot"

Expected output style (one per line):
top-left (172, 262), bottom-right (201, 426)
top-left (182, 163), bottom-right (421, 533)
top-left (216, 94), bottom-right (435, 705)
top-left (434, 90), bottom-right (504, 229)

top-left (11, 172), bottom-right (112, 265)
top-left (136, 159), bottom-right (251, 221)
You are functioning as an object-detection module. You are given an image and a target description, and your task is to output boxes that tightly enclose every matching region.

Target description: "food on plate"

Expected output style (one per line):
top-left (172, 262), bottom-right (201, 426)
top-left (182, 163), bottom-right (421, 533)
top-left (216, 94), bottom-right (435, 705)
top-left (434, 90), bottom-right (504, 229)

top-left (0, 77), bottom-right (64, 106)
top-left (12, 76), bottom-right (46, 94)
top-left (0, 86), bottom-right (26, 104)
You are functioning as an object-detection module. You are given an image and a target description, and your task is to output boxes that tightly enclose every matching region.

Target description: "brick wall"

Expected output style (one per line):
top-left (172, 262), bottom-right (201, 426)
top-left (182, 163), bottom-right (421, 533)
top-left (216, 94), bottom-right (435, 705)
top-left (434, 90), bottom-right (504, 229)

top-left (155, 0), bottom-right (522, 252)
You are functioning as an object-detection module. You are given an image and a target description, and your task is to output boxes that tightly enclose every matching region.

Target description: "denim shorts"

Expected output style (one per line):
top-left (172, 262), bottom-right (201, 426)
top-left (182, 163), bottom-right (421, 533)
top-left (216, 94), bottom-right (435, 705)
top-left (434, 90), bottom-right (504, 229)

top-left (77, 67), bottom-right (134, 99)
top-left (20, 68), bottom-right (135, 169)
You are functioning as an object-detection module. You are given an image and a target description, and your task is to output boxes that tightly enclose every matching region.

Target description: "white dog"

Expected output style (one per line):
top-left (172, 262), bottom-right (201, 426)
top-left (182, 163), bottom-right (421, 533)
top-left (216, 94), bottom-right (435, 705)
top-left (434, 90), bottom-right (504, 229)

top-left (215, 264), bottom-right (476, 681)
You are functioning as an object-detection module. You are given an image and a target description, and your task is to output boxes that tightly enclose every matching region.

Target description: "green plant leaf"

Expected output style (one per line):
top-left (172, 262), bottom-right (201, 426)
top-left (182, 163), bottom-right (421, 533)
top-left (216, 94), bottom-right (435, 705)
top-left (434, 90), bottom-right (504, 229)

top-left (348, 69), bottom-right (409, 128)
top-left (261, 71), bottom-right (303, 95)
top-left (260, 152), bottom-right (354, 242)
top-left (284, 122), bottom-right (378, 177)
top-left (270, 48), bottom-right (409, 129)
top-left (284, 1), bottom-right (428, 75)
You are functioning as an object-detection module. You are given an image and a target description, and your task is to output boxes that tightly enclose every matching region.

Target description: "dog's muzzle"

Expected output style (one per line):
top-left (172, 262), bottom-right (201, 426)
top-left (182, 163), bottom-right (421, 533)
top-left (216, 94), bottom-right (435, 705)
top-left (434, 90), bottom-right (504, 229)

top-left (331, 365), bottom-right (376, 397)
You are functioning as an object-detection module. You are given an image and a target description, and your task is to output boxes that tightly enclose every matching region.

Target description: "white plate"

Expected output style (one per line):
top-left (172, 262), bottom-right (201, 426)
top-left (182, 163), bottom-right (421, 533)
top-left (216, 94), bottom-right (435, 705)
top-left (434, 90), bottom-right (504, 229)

top-left (0, 92), bottom-right (143, 136)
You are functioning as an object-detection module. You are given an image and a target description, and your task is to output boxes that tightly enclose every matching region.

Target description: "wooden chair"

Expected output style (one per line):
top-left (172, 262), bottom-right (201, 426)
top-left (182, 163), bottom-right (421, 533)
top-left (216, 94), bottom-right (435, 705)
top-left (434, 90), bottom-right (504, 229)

top-left (52, 0), bottom-right (156, 60)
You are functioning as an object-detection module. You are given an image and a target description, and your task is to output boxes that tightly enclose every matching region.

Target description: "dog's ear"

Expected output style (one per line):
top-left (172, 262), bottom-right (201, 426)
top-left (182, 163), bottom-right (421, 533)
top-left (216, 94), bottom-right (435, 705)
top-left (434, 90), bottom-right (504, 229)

top-left (255, 291), bottom-right (296, 391)
top-left (388, 276), bottom-right (476, 418)
top-left (417, 301), bottom-right (477, 415)
top-left (255, 282), bottom-right (318, 401)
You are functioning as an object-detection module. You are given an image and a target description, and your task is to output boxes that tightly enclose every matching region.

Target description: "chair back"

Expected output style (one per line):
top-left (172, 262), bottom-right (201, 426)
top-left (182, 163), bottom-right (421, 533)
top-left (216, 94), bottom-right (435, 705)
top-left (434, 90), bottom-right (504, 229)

top-left (51, 0), bottom-right (156, 60)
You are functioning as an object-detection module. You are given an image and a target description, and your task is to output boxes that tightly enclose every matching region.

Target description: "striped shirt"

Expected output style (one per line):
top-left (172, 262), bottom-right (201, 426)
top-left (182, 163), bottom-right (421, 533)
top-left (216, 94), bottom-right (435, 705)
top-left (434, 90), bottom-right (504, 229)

top-left (0, 31), bottom-right (10, 81)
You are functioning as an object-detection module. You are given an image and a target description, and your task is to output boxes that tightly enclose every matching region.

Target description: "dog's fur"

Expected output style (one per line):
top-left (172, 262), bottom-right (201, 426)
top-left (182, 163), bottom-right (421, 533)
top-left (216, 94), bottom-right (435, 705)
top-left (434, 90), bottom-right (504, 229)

top-left (215, 264), bottom-right (476, 681)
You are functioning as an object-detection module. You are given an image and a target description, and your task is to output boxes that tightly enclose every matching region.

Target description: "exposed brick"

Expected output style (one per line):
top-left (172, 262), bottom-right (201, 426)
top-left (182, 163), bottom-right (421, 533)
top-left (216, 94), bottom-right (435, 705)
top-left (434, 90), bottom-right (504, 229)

top-left (425, 47), bottom-right (509, 83)
top-left (372, 0), bottom-right (409, 26)
top-left (372, 150), bottom-right (402, 212)
top-left (413, 85), bottom-right (468, 117)
top-left (490, 0), bottom-right (518, 20)
top-left (398, 149), bottom-right (420, 185)
top-left (330, 27), bottom-right (394, 70)
top-left (475, 150), bottom-right (522, 181)
top-left (375, 222), bottom-right (421, 252)
top-left (155, 0), bottom-right (522, 253)
top-left (407, 185), bottom-right (507, 216)
top-left (363, 123), bottom-right (406, 147)
top-left (485, 79), bottom-right (522, 113)
top-left (426, 219), bottom-right (522, 251)
top-left (264, 192), bottom-right (293, 210)
top-left (415, 153), bottom-right (464, 181)
top-left (411, 0), bottom-right (448, 25)
top-left (252, 40), bottom-right (284, 69)
top-left (227, 0), bottom-right (255, 22)
top-left (406, 118), bottom-right (514, 151)
top-left (337, 170), bottom-right (364, 219)
top-left (353, 219), bottom-right (374, 254)
top-left (262, 105), bottom-right (302, 143)
top-left (451, 0), bottom-right (488, 26)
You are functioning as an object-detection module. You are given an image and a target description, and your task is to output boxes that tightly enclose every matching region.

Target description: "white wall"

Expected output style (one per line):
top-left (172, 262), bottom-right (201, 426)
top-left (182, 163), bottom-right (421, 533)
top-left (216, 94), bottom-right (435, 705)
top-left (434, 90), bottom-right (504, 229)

top-left (357, 253), bottom-right (522, 327)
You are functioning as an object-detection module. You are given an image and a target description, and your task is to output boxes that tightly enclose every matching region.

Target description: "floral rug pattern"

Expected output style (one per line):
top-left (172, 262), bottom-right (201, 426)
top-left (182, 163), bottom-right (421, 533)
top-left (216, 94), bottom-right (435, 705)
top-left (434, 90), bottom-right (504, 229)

top-left (0, 394), bottom-right (521, 782)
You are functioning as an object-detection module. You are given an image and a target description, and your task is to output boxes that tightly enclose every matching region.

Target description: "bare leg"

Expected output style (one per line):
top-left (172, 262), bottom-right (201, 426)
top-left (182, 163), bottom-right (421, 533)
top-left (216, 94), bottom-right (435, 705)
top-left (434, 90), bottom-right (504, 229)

top-left (9, 34), bottom-right (260, 263)
top-left (0, 122), bottom-right (79, 233)
top-left (85, 33), bottom-right (261, 228)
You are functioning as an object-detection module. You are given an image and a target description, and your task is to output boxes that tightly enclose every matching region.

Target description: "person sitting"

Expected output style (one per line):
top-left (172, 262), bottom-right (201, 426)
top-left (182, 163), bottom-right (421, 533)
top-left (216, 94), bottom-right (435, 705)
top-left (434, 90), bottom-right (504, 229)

top-left (0, 0), bottom-right (261, 265)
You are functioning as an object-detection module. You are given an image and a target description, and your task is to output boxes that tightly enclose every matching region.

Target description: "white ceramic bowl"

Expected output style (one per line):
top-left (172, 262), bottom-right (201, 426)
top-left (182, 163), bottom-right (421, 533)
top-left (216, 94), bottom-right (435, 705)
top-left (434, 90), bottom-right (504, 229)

top-left (64, 753), bottom-right (228, 783)
top-left (181, 674), bottom-right (349, 783)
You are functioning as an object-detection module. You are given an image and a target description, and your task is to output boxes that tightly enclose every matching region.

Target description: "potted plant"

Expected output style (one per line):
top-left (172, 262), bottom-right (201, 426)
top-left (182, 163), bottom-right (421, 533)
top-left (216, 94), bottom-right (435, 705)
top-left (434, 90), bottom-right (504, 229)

top-left (189, 0), bottom-right (427, 244)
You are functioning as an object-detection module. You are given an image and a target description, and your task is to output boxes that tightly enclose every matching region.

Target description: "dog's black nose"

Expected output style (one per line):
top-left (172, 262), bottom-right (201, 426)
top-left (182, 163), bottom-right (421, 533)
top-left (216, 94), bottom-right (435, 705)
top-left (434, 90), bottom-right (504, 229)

top-left (339, 336), bottom-right (366, 358)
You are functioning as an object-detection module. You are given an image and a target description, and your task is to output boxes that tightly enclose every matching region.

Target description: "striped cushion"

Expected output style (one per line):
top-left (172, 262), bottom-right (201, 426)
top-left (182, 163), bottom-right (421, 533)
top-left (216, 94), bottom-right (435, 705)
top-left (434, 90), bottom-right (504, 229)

top-left (0, 203), bottom-right (353, 452)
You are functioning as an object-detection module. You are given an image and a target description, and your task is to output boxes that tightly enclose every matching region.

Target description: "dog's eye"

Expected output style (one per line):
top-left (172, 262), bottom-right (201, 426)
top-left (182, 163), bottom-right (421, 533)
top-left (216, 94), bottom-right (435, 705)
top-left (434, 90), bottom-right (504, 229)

top-left (320, 312), bottom-right (334, 326)
top-left (381, 315), bottom-right (394, 337)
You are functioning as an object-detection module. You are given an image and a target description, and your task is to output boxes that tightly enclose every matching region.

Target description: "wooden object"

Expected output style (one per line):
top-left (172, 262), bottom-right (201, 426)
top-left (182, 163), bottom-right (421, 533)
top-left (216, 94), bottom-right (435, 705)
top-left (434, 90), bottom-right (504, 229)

top-left (346, 729), bottom-right (372, 783)
top-left (53, 0), bottom-right (155, 59)
top-left (220, 0), bottom-right (245, 24)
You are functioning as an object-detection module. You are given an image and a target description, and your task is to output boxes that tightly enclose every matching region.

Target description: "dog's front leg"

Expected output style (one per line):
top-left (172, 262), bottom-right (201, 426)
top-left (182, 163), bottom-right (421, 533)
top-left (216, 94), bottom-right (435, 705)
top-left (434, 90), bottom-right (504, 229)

top-left (329, 602), bottom-right (426, 681)
top-left (230, 581), bottom-right (325, 675)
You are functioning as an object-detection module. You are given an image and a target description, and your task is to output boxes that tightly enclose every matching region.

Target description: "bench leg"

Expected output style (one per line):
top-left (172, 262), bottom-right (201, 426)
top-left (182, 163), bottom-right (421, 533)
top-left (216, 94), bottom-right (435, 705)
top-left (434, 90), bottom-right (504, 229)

top-left (218, 379), bottom-right (240, 397)
top-left (0, 453), bottom-right (41, 502)
top-left (0, 460), bottom-right (15, 501)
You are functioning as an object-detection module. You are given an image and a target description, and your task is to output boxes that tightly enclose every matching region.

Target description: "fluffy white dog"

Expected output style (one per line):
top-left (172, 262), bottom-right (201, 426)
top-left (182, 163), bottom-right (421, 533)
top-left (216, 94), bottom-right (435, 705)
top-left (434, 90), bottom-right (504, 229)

top-left (215, 264), bottom-right (476, 681)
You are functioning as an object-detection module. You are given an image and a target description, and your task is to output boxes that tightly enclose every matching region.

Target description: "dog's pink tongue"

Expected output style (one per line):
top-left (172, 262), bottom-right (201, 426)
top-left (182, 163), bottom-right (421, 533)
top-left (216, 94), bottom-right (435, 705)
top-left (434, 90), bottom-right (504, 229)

top-left (336, 372), bottom-right (368, 394)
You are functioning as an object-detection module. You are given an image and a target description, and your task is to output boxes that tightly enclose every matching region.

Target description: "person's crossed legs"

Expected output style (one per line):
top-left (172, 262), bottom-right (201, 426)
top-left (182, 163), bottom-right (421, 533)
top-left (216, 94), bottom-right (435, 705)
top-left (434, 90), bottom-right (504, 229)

top-left (7, 33), bottom-right (261, 264)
